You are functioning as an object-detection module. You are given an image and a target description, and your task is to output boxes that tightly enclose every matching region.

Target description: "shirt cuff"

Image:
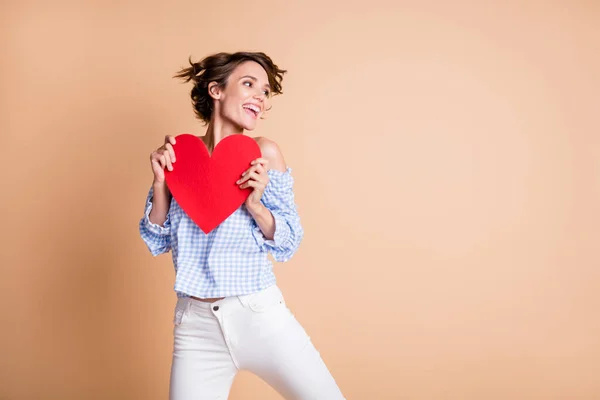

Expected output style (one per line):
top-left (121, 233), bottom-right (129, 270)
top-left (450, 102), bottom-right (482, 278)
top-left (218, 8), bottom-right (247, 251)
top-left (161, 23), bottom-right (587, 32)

top-left (143, 195), bottom-right (171, 235)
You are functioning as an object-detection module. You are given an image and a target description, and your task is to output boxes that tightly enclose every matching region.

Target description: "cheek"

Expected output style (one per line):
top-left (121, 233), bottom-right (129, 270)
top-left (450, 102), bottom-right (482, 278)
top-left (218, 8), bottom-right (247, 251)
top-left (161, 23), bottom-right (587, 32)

top-left (222, 97), bottom-right (241, 115)
top-left (228, 90), bottom-right (250, 108)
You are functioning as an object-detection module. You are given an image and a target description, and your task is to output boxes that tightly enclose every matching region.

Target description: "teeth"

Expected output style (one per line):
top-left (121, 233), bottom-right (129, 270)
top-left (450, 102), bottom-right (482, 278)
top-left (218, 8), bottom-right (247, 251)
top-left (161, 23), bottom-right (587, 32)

top-left (243, 104), bottom-right (260, 113)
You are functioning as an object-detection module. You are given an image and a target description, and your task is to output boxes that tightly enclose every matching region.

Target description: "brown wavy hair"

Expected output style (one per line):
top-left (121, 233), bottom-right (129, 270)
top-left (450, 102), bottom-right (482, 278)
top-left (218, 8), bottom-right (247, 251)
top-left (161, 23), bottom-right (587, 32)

top-left (173, 51), bottom-right (287, 124)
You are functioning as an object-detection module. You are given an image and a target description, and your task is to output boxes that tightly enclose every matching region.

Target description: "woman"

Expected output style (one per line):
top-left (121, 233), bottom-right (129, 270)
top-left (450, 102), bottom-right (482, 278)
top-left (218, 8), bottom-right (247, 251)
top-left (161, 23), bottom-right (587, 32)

top-left (139, 52), bottom-right (345, 400)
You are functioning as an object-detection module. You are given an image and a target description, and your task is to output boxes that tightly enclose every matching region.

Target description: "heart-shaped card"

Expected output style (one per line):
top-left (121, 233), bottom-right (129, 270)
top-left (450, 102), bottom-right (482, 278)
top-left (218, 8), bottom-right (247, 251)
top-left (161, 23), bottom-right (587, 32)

top-left (164, 133), bottom-right (261, 233)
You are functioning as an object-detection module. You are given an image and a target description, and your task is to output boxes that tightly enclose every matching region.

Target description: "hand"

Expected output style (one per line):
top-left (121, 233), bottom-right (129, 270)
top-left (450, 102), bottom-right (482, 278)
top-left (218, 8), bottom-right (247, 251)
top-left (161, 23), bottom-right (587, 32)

top-left (237, 158), bottom-right (270, 210)
top-left (150, 135), bottom-right (177, 184)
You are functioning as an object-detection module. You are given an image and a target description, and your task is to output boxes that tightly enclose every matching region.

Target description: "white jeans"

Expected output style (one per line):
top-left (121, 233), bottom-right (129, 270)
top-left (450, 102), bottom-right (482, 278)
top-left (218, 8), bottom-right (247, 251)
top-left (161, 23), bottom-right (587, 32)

top-left (169, 285), bottom-right (345, 400)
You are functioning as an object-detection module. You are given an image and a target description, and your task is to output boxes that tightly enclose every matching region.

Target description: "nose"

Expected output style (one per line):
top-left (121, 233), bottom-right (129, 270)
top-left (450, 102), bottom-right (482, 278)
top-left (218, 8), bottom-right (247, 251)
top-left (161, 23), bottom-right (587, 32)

top-left (253, 89), bottom-right (266, 101)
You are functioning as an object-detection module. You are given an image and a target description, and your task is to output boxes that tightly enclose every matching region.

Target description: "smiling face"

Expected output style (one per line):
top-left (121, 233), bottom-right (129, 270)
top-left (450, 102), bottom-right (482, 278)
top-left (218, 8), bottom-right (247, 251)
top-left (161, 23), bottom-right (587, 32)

top-left (209, 61), bottom-right (272, 132)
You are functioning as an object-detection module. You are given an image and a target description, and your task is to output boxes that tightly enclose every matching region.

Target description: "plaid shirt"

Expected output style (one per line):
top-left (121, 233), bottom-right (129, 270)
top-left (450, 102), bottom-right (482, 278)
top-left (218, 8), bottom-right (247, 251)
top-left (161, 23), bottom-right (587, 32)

top-left (139, 168), bottom-right (304, 298)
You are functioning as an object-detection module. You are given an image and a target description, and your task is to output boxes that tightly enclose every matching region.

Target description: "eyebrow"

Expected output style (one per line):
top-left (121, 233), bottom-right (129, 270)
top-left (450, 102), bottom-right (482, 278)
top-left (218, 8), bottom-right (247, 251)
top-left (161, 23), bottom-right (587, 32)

top-left (240, 75), bottom-right (271, 89)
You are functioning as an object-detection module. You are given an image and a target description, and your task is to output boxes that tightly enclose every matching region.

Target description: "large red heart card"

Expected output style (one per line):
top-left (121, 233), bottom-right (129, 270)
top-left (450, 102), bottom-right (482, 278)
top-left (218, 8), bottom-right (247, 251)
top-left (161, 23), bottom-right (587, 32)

top-left (164, 133), bottom-right (262, 234)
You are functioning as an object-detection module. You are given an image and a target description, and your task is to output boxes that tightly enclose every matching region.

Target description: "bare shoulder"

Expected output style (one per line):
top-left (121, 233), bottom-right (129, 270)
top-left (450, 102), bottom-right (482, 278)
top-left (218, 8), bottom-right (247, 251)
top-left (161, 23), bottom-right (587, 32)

top-left (254, 136), bottom-right (287, 172)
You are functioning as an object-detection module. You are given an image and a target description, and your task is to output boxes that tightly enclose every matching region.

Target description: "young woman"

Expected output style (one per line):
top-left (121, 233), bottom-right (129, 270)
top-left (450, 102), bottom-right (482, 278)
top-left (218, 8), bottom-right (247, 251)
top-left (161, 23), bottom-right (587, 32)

top-left (139, 52), bottom-right (345, 400)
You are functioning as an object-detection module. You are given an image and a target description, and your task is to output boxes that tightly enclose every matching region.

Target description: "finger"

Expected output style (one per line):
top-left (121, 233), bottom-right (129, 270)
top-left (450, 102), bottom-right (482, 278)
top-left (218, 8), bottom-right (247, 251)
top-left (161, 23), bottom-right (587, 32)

top-left (237, 171), bottom-right (261, 185)
top-left (240, 165), bottom-right (259, 178)
top-left (242, 178), bottom-right (267, 191)
top-left (236, 172), bottom-right (251, 185)
top-left (165, 143), bottom-right (176, 162)
top-left (151, 159), bottom-right (163, 175)
top-left (240, 180), bottom-right (263, 190)
top-left (151, 150), bottom-right (162, 160)
top-left (251, 158), bottom-right (269, 166)
top-left (159, 154), bottom-right (167, 170)
top-left (165, 135), bottom-right (176, 145)
top-left (249, 163), bottom-right (265, 174)
top-left (163, 152), bottom-right (173, 171)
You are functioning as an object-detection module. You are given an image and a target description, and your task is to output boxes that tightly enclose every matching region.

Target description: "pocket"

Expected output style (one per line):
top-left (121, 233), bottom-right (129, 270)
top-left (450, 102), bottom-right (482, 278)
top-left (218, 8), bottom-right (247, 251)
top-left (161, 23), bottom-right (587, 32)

top-left (240, 285), bottom-right (285, 313)
top-left (173, 297), bottom-right (190, 326)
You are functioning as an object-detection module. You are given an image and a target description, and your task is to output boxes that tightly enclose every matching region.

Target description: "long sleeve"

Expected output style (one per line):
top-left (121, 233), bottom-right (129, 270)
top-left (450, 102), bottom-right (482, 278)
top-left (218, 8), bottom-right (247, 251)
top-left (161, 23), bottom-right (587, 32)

top-left (139, 186), bottom-right (172, 256)
top-left (251, 168), bottom-right (304, 262)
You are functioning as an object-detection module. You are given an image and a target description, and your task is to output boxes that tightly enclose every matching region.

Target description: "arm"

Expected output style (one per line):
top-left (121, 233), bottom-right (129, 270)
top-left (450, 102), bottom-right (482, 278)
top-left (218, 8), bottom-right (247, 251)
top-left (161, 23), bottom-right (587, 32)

top-left (139, 183), bottom-right (173, 256)
top-left (246, 137), bottom-right (304, 262)
top-left (247, 203), bottom-right (276, 240)
top-left (148, 182), bottom-right (172, 226)
top-left (245, 137), bottom-right (287, 240)
top-left (140, 135), bottom-right (176, 256)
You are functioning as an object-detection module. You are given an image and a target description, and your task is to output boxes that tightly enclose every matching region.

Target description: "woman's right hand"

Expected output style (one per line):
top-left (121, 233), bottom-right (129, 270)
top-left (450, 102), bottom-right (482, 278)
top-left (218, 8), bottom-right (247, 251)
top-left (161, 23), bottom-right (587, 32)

top-left (150, 135), bottom-right (177, 184)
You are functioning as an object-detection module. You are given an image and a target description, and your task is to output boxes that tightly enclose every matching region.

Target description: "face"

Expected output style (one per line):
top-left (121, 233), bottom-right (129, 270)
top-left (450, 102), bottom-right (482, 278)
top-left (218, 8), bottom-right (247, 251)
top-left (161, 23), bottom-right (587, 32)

top-left (210, 61), bottom-right (272, 131)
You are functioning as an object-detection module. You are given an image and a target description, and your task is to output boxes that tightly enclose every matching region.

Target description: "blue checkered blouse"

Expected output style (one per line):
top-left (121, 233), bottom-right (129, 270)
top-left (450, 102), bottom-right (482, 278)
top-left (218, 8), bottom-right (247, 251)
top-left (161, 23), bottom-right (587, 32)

top-left (139, 168), bottom-right (304, 298)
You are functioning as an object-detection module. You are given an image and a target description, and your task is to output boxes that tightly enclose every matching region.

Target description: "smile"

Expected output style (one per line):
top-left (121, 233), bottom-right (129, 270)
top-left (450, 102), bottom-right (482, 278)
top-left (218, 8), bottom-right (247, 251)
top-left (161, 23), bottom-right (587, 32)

top-left (243, 104), bottom-right (261, 118)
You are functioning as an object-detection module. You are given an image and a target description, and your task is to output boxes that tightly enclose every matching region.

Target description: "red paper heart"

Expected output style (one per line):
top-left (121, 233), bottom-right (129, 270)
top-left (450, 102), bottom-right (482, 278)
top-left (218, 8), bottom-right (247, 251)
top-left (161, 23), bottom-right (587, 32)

top-left (164, 133), bottom-right (262, 233)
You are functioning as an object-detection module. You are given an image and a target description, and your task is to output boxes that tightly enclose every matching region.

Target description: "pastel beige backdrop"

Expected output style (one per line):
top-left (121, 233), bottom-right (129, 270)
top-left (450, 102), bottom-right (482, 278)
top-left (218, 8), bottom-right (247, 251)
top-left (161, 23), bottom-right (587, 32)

top-left (1, 1), bottom-right (599, 399)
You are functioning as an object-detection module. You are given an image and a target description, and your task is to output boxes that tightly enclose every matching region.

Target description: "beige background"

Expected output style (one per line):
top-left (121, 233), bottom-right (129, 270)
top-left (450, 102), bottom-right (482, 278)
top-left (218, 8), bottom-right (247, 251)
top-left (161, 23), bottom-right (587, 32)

top-left (2, 1), bottom-right (599, 399)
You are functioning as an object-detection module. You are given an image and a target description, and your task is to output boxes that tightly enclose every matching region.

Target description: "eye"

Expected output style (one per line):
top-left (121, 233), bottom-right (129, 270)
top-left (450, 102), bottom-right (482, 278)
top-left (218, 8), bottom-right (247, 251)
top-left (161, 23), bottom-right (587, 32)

top-left (243, 81), bottom-right (252, 87)
top-left (263, 89), bottom-right (271, 96)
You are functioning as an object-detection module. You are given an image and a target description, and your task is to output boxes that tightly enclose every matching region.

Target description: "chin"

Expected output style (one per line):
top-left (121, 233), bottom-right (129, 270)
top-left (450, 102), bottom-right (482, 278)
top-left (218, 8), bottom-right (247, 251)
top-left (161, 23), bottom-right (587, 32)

top-left (239, 116), bottom-right (258, 131)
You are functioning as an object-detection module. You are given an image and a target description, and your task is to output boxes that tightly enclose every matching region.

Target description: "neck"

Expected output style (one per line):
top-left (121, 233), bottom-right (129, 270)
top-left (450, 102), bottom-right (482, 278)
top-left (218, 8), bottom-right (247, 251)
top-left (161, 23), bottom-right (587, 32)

top-left (203, 114), bottom-right (244, 152)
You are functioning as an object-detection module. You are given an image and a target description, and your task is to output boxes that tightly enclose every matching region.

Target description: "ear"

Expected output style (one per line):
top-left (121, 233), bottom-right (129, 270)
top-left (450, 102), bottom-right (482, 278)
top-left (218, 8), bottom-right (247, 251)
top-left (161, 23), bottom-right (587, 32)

top-left (208, 82), bottom-right (222, 100)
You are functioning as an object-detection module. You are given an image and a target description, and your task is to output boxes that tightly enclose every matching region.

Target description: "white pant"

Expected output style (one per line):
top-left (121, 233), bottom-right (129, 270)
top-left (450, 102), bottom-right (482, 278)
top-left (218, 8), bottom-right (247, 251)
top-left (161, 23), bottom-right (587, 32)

top-left (169, 285), bottom-right (345, 400)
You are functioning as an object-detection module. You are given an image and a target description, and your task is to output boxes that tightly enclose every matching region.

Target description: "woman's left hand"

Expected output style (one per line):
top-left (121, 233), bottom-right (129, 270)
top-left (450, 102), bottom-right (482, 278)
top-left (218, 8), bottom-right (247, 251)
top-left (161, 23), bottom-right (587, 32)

top-left (237, 158), bottom-right (270, 210)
